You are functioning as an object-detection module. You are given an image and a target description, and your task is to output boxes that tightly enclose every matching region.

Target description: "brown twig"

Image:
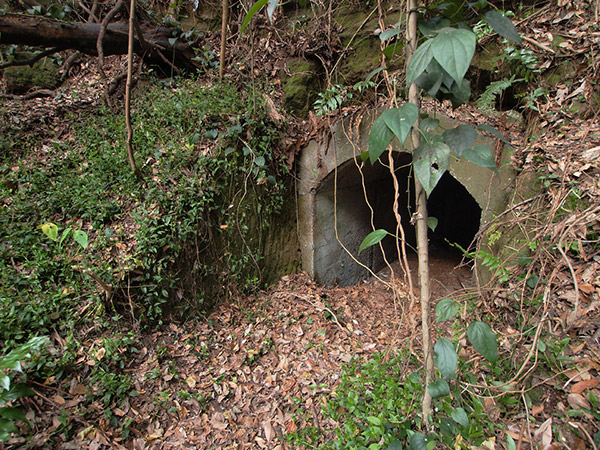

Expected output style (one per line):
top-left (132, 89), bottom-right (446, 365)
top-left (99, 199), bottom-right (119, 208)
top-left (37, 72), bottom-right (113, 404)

top-left (0, 48), bottom-right (59, 69)
top-left (0, 89), bottom-right (56, 99)
top-left (97, 0), bottom-right (125, 76)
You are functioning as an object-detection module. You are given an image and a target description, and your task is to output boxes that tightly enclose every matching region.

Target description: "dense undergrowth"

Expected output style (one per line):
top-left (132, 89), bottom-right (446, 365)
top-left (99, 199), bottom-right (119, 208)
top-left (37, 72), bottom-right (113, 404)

top-left (0, 77), bottom-right (286, 442)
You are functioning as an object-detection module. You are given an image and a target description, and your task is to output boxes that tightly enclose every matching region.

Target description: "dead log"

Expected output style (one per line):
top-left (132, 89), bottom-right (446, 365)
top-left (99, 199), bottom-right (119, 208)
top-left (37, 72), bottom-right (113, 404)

top-left (0, 14), bottom-right (200, 70)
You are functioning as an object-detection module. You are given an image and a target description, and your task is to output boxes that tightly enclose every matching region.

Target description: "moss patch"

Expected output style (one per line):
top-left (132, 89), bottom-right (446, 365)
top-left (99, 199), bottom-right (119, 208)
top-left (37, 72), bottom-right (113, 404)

top-left (4, 53), bottom-right (61, 94)
top-left (280, 58), bottom-right (321, 119)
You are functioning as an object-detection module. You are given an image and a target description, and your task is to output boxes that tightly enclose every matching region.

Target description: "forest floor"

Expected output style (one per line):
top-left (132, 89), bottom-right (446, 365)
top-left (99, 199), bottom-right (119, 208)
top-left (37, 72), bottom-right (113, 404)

top-left (2, 1), bottom-right (600, 449)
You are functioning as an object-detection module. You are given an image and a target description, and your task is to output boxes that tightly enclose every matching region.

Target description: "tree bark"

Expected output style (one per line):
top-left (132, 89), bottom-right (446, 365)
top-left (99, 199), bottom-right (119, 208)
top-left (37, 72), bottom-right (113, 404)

top-left (406, 0), bottom-right (434, 427)
top-left (0, 14), bottom-right (199, 70)
top-left (125, 0), bottom-right (142, 178)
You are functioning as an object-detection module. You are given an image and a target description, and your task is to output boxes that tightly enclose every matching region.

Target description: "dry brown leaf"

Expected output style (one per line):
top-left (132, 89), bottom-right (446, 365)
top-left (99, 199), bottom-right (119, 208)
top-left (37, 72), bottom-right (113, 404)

top-left (262, 420), bottom-right (275, 442)
top-left (571, 378), bottom-right (600, 394)
top-left (567, 393), bottom-right (591, 410)
top-left (534, 418), bottom-right (553, 448)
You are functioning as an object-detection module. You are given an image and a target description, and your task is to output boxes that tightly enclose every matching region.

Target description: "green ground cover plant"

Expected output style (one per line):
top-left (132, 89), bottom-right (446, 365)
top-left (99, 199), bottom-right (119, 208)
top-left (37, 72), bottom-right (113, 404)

top-left (0, 76), bottom-right (286, 443)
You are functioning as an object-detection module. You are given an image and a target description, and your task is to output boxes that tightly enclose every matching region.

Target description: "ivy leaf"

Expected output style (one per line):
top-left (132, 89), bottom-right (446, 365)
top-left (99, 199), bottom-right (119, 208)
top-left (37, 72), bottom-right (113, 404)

top-left (431, 28), bottom-right (476, 84)
top-left (451, 407), bottom-right (469, 427)
top-left (467, 321), bottom-right (498, 363)
top-left (485, 10), bottom-right (521, 44)
top-left (462, 145), bottom-right (497, 170)
top-left (40, 223), bottom-right (58, 241)
top-left (427, 216), bottom-right (438, 232)
top-left (434, 338), bottom-right (457, 380)
top-left (73, 230), bottom-right (88, 250)
top-left (358, 229), bottom-right (388, 254)
top-left (406, 39), bottom-right (434, 86)
top-left (381, 103), bottom-right (419, 146)
top-left (379, 28), bottom-right (403, 41)
top-left (409, 433), bottom-right (428, 450)
top-left (383, 42), bottom-right (404, 60)
top-left (0, 407), bottom-right (27, 422)
top-left (368, 113), bottom-right (395, 163)
top-left (415, 70), bottom-right (444, 96)
top-left (427, 378), bottom-right (450, 398)
top-left (413, 142), bottom-right (450, 196)
top-left (443, 124), bottom-right (477, 157)
top-left (420, 117), bottom-right (439, 133)
top-left (435, 298), bottom-right (460, 322)
top-left (447, 78), bottom-right (471, 105)
top-left (389, 440), bottom-right (403, 450)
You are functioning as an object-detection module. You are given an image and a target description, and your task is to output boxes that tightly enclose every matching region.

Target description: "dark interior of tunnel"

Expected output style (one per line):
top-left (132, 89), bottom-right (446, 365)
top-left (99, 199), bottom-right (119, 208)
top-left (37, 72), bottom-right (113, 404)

top-left (314, 151), bottom-right (483, 285)
top-left (364, 153), bottom-right (482, 263)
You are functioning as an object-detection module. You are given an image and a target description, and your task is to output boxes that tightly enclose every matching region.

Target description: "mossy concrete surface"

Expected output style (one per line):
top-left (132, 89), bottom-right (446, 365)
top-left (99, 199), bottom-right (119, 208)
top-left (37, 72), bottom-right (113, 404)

top-left (4, 53), bottom-right (61, 94)
top-left (280, 58), bottom-right (321, 119)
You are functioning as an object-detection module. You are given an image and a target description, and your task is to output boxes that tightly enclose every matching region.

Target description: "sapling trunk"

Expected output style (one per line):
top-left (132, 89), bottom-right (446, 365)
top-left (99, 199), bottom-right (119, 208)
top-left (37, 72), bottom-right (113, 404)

top-left (125, 0), bottom-right (142, 178)
top-left (406, 0), bottom-right (434, 426)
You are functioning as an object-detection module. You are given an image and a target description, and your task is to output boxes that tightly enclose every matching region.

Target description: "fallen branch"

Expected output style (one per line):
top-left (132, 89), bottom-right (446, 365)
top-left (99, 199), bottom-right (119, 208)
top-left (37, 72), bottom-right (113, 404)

top-left (0, 89), bottom-right (56, 99)
top-left (0, 48), bottom-right (59, 69)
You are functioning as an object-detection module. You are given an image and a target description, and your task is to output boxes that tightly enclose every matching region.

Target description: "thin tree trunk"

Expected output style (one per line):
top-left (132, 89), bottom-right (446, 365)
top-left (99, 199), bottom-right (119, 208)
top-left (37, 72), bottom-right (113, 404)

top-left (125, 0), bottom-right (142, 178)
top-left (406, 0), bottom-right (433, 426)
top-left (219, 0), bottom-right (229, 80)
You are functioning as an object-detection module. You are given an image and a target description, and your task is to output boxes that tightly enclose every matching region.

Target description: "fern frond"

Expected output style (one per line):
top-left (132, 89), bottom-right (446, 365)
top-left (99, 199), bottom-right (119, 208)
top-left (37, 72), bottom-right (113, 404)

top-left (476, 75), bottom-right (518, 111)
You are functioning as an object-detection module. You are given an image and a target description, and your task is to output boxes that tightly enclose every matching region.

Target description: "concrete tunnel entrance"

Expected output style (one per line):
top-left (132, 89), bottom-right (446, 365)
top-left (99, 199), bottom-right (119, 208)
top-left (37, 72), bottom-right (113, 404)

top-left (312, 152), bottom-right (482, 286)
top-left (296, 112), bottom-right (515, 288)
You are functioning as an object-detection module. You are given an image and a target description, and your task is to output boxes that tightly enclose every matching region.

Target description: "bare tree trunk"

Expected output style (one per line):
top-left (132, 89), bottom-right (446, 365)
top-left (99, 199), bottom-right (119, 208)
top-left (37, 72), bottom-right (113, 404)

top-left (406, 0), bottom-right (433, 427)
top-left (125, 0), bottom-right (142, 178)
top-left (219, 0), bottom-right (229, 80)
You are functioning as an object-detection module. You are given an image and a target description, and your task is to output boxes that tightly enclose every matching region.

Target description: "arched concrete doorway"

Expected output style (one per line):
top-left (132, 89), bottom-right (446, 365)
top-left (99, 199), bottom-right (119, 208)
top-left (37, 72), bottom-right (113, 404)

top-left (297, 112), bottom-right (515, 287)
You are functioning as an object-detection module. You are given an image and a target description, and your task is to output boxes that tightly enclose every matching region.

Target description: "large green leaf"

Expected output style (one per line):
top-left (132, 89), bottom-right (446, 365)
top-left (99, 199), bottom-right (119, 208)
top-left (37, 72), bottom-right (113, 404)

top-left (451, 407), bottom-right (469, 427)
top-left (241, 0), bottom-right (268, 32)
top-left (413, 142), bottom-right (450, 196)
top-left (368, 112), bottom-right (395, 163)
top-left (0, 407), bottom-right (27, 422)
top-left (435, 298), bottom-right (460, 322)
top-left (380, 28), bottom-right (403, 41)
top-left (462, 145), bottom-right (497, 170)
top-left (40, 222), bottom-right (58, 241)
top-left (467, 321), bottom-right (498, 363)
top-left (73, 230), bottom-right (88, 250)
top-left (485, 10), bottom-right (521, 44)
top-left (381, 104), bottom-right (419, 145)
top-left (0, 418), bottom-right (18, 442)
top-left (427, 378), bottom-right (450, 398)
top-left (0, 375), bottom-right (9, 391)
top-left (434, 338), bottom-right (457, 380)
top-left (443, 124), bottom-right (477, 157)
top-left (358, 229), bottom-right (388, 254)
top-left (431, 29), bottom-right (476, 84)
top-left (0, 337), bottom-right (47, 372)
top-left (409, 433), bottom-right (428, 450)
top-left (406, 39), bottom-right (434, 86)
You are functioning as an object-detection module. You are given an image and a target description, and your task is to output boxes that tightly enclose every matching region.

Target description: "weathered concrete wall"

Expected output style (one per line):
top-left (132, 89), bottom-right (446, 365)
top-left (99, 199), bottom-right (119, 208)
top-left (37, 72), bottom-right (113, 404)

top-left (297, 111), bottom-right (516, 286)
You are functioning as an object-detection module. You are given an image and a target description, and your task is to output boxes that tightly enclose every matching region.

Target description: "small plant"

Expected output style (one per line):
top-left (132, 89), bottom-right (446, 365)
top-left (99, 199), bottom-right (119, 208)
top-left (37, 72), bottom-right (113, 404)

top-left (0, 337), bottom-right (47, 442)
top-left (313, 80), bottom-right (376, 116)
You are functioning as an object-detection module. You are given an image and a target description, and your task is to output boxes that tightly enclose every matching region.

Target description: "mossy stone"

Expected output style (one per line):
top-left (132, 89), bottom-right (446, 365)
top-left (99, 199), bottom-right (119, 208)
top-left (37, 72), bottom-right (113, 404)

top-left (281, 58), bottom-right (321, 119)
top-left (4, 53), bottom-right (60, 94)
top-left (334, 5), bottom-right (404, 84)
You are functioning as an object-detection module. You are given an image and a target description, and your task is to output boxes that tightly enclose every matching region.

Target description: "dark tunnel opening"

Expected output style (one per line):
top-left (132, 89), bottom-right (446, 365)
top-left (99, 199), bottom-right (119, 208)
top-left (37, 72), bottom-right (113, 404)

top-left (313, 152), bottom-right (482, 286)
top-left (364, 153), bottom-right (482, 263)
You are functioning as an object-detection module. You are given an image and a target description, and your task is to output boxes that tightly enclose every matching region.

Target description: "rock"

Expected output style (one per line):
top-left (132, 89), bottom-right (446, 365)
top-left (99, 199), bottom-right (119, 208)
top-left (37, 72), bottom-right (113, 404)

top-left (4, 52), bottom-right (61, 94)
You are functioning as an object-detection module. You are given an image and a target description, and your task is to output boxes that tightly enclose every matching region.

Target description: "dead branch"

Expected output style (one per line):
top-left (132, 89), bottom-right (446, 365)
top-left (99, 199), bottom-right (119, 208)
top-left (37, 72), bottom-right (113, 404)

top-left (97, 0), bottom-right (125, 75)
top-left (0, 48), bottom-right (58, 69)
